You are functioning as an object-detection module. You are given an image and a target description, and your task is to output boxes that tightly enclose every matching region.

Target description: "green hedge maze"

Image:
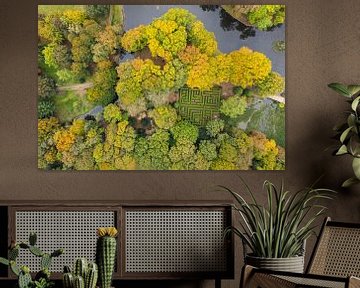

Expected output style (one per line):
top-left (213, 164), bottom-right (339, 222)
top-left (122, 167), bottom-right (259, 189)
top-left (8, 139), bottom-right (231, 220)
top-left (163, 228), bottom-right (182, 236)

top-left (178, 87), bottom-right (221, 126)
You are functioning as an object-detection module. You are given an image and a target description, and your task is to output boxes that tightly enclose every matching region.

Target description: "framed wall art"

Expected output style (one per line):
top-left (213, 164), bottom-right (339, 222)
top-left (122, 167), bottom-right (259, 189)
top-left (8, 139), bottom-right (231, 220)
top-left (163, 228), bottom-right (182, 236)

top-left (37, 4), bottom-right (285, 170)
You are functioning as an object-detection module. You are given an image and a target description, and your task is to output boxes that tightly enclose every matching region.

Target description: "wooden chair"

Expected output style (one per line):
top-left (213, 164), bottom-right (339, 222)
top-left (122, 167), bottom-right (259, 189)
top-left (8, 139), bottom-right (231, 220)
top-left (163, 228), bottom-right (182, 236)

top-left (241, 217), bottom-right (360, 288)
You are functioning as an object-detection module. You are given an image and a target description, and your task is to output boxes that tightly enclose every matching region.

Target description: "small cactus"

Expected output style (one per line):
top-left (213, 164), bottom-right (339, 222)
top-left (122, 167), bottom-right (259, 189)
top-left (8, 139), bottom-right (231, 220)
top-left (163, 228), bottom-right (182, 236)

top-left (74, 275), bottom-right (85, 288)
top-left (63, 259), bottom-right (98, 288)
top-left (63, 272), bottom-right (74, 288)
top-left (29, 245), bottom-right (44, 257)
top-left (41, 253), bottom-right (52, 270)
top-left (18, 270), bottom-right (32, 288)
top-left (85, 263), bottom-right (98, 288)
top-left (96, 227), bottom-right (118, 288)
top-left (75, 258), bottom-right (88, 279)
top-left (0, 232), bottom-right (63, 288)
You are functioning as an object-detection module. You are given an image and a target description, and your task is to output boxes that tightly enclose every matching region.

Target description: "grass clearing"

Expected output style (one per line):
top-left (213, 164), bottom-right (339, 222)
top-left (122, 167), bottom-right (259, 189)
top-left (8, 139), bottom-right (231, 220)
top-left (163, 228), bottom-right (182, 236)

top-left (54, 90), bottom-right (96, 123)
top-left (38, 5), bottom-right (84, 15)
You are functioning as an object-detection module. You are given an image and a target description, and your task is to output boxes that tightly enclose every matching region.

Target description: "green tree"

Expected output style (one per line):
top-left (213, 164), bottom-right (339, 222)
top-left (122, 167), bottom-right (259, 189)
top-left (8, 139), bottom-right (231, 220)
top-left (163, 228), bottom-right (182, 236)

top-left (121, 25), bottom-right (148, 53)
top-left (87, 60), bottom-right (117, 105)
top-left (171, 121), bottom-right (199, 143)
top-left (43, 43), bottom-right (72, 69)
top-left (85, 5), bottom-right (110, 21)
top-left (149, 105), bottom-right (178, 129)
top-left (247, 5), bottom-right (285, 30)
top-left (103, 104), bottom-right (122, 123)
top-left (134, 130), bottom-right (171, 170)
top-left (38, 74), bottom-right (56, 99)
top-left (92, 25), bottom-right (120, 63)
top-left (255, 72), bottom-right (285, 97)
top-left (38, 99), bottom-right (55, 119)
top-left (206, 119), bottom-right (225, 137)
top-left (220, 95), bottom-right (247, 118)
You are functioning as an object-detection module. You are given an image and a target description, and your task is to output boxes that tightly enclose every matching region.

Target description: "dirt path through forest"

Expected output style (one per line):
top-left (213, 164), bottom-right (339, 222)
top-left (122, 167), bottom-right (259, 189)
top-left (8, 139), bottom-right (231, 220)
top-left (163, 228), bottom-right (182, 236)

top-left (57, 82), bottom-right (93, 95)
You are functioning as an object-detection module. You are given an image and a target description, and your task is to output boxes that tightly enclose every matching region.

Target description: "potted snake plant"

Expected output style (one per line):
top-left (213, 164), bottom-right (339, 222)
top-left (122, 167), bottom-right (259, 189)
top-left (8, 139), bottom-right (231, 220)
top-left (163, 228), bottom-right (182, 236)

top-left (222, 179), bottom-right (334, 273)
top-left (328, 83), bottom-right (360, 187)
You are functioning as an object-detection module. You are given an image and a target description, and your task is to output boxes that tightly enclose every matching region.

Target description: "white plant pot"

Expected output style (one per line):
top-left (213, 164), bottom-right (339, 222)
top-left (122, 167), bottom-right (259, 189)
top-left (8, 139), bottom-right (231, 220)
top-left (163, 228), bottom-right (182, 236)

top-left (245, 254), bottom-right (305, 273)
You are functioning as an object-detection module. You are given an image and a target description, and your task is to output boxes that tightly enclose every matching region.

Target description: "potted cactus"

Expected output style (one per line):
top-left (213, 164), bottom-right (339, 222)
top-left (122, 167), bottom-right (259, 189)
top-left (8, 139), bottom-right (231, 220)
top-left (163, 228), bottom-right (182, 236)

top-left (0, 232), bottom-right (63, 288)
top-left (96, 227), bottom-right (118, 288)
top-left (62, 258), bottom-right (98, 288)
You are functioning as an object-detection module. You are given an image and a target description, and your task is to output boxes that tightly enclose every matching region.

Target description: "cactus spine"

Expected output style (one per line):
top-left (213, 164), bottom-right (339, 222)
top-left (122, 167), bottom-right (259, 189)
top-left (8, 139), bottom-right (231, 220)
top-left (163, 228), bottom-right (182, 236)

top-left (63, 260), bottom-right (98, 288)
top-left (96, 227), bottom-right (118, 288)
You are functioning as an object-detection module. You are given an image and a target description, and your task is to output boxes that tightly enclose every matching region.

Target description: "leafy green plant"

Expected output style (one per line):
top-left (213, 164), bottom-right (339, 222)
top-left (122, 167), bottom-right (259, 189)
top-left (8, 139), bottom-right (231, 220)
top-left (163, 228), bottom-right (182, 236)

top-left (0, 232), bottom-right (63, 288)
top-left (328, 83), bottom-right (360, 187)
top-left (222, 179), bottom-right (334, 258)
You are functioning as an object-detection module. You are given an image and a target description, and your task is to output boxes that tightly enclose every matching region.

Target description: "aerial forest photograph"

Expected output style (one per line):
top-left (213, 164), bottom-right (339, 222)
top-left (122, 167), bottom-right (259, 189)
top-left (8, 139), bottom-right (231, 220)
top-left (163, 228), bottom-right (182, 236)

top-left (37, 5), bottom-right (286, 170)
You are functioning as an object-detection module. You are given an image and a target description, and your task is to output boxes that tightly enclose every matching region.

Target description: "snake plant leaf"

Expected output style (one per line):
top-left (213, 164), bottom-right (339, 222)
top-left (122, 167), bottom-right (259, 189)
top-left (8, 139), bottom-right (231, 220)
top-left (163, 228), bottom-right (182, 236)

top-left (351, 96), bottom-right (360, 111)
top-left (328, 83), bottom-right (352, 97)
top-left (352, 157), bottom-right (360, 179)
top-left (342, 177), bottom-right (360, 188)
top-left (347, 85), bottom-right (360, 96)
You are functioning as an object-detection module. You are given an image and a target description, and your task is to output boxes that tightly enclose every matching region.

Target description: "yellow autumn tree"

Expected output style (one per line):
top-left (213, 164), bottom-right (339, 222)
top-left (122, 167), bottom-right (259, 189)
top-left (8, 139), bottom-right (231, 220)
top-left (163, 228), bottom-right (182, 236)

top-left (229, 47), bottom-right (272, 88)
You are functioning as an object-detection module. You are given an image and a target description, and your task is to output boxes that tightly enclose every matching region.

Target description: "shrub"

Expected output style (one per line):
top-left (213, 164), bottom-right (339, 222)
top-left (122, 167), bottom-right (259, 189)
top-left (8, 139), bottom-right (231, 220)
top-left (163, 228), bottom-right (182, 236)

top-left (38, 99), bottom-right (55, 119)
top-left (149, 105), bottom-right (178, 129)
top-left (220, 95), bottom-right (247, 118)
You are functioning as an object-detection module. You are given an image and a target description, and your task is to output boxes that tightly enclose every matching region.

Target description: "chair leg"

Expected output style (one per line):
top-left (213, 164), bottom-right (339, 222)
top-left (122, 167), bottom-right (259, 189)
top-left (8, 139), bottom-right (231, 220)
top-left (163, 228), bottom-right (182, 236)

top-left (240, 265), bottom-right (255, 288)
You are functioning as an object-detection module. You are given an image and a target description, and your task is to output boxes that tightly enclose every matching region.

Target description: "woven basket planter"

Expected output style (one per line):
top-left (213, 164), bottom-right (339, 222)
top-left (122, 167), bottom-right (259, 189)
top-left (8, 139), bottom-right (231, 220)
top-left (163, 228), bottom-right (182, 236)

top-left (245, 254), bottom-right (305, 273)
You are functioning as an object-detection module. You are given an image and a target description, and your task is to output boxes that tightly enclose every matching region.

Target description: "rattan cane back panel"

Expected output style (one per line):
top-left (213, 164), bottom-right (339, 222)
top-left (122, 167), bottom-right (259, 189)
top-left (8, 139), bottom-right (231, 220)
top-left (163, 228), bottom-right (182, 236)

top-left (125, 210), bottom-right (228, 273)
top-left (277, 275), bottom-right (346, 288)
top-left (309, 225), bottom-right (360, 277)
top-left (15, 210), bottom-right (115, 272)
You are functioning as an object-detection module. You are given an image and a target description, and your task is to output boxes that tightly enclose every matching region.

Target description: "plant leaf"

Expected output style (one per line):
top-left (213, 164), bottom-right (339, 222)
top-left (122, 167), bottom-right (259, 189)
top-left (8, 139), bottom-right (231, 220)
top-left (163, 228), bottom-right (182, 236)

top-left (340, 127), bottom-right (352, 143)
top-left (336, 145), bottom-right (348, 155)
top-left (342, 177), bottom-right (360, 187)
top-left (328, 83), bottom-right (351, 97)
top-left (351, 96), bottom-right (360, 111)
top-left (352, 157), bottom-right (360, 179)
top-left (347, 85), bottom-right (360, 96)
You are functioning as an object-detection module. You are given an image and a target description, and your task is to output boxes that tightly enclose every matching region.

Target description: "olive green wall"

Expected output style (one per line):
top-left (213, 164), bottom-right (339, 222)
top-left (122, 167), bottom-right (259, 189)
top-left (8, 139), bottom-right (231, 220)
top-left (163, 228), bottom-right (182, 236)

top-left (1, 0), bottom-right (360, 287)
